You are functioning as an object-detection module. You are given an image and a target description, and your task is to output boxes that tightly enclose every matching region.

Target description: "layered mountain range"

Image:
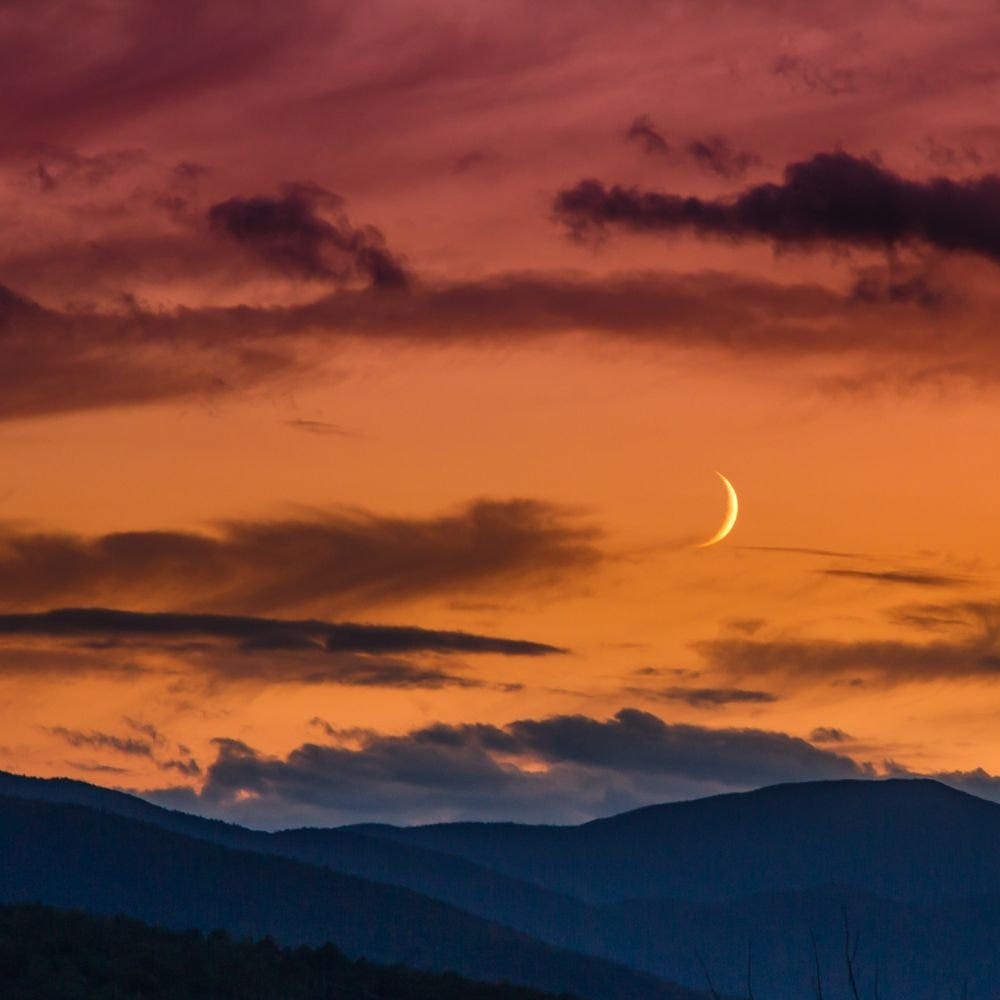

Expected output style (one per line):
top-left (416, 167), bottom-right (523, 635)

top-left (1, 771), bottom-right (996, 998)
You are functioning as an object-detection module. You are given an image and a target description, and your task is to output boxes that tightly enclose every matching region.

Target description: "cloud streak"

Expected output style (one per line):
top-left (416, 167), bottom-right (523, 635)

top-left (0, 499), bottom-right (599, 614)
top-left (0, 607), bottom-right (563, 657)
top-left (809, 727), bottom-right (853, 743)
top-left (820, 568), bottom-right (966, 587)
top-left (645, 686), bottom-right (780, 708)
top-left (6, 256), bottom-right (1000, 421)
top-left (50, 724), bottom-right (201, 775)
top-left (694, 634), bottom-right (1000, 685)
top-left (694, 601), bottom-right (1000, 690)
top-left (0, 270), bottom-right (830, 421)
top-left (0, 607), bottom-right (563, 688)
top-left (49, 727), bottom-right (153, 757)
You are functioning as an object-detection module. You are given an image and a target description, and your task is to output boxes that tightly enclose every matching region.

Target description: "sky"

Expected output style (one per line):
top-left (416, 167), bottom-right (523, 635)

top-left (4, 0), bottom-right (1000, 828)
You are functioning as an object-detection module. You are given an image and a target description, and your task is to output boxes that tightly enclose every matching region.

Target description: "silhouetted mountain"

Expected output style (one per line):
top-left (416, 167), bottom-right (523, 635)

top-left (0, 901), bottom-right (574, 1000)
top-left (4, 770), bottom-right (1000, 997)
top-left (270, 826), bottom-right (601, 949)
top-left (0, 793), bottom-right (700, 1000)
top-left (351, 778), bottom-right (1000, 904)
top-left (0, 770), bottom-right (262, 846)
top-left (0, 769), bottom-right (600, 951)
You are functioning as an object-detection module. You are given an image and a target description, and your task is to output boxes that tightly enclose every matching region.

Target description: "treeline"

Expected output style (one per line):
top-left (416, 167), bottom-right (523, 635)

top-left (0, 902), bottom-right (575, 1000)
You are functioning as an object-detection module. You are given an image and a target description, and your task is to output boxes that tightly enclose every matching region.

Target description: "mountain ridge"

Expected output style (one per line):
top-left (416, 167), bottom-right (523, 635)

top-left (3, 770), bottom-right (999, 998)
top-left (348, 777), bottom-right (1000, 903)
top-left (0, 791), bottom-right (701, 1000)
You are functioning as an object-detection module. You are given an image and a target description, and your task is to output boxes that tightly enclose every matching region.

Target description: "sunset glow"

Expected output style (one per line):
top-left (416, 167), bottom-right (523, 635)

top-left (4, 0), bottom-right (1000, 829)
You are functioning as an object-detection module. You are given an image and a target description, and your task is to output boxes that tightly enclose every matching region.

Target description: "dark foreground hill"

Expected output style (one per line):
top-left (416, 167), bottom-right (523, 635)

top-left (0, 901), bottom-right (572, 1000)
top-left (0, 794), bottom-right (699, 1000)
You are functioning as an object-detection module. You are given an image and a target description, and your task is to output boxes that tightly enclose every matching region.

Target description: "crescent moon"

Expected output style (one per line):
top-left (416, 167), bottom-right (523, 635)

top-left (697, 472), bottom-right (739, 548)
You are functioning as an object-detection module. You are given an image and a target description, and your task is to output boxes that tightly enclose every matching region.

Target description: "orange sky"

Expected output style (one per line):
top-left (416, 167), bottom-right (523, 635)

top-left (3, 0), bottom-right (1000, 826)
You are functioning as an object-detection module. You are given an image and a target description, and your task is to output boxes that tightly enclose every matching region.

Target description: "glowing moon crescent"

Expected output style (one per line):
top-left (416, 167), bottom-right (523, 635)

top-left (697, 472), bottom-right (739, 548)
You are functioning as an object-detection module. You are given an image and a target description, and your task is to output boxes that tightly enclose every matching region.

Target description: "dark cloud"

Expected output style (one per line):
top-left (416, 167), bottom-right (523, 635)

top-left (820, 568), bottom-right (966, 588)
top-left (554, 152), bottom-right (1000, 262)
top-left (625, 115), bottom-right (670, 156)
top-left (149, 707), bottom-right (869, 827)
top-left (0, 607), bottom-right (563, 687)
top-left (49, 727), bottom-right (153, 757)
top-left (686, 135), bottom-right (761, 179)
top-left (810, 727), bottom-right (852, 743)
top-left (497, 709), bottom-right (862, 782)
top-left (647, 686), bottom-right (779, 708)
top-left (625, 117), bottom-right (759, 178)
top-left (208, 183), bottom-right (409, 289)
top-left (0, 499), bottom-right (599, 614)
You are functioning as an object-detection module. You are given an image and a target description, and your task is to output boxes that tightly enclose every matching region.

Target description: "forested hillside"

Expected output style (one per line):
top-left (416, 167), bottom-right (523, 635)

top-left (0, 902), bottom-right (574, 1000)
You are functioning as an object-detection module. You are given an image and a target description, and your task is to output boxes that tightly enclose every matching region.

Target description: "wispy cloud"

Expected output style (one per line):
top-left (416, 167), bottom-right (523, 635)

top-left (820, 568), bottom-right (966, 588)
top-left (0, 499), bottom-right (600, 614)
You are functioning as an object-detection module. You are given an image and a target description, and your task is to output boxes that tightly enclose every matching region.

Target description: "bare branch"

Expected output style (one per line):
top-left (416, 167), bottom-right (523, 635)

top-left (843, 909), bottom-right (862, 1000)
top-left (810, 928), bottom-right (825, 1000)
top-left (695, 950), bottom-right (721, 1000)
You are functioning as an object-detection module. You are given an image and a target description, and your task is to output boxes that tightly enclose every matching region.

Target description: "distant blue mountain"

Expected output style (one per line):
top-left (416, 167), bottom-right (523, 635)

top-left (0, 788), bottom-right (701, 1000)
top-left (0, 769), bottom-right (597, 947)
top-left (3, 770), bottom-right (1000, 997)
top-left (351, 778), bottom-right (1000, 903)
